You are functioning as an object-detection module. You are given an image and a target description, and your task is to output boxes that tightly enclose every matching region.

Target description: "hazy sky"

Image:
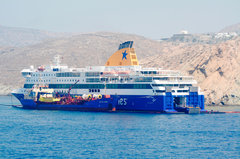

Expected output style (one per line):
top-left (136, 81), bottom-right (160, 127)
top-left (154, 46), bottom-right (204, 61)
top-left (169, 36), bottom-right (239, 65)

top-left (0, 0), bottom-right (239, 39)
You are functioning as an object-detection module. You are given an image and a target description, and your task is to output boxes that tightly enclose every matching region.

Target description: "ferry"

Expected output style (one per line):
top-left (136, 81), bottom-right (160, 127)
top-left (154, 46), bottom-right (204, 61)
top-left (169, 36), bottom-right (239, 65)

top-left (12, 41), bottom-right (205, 113)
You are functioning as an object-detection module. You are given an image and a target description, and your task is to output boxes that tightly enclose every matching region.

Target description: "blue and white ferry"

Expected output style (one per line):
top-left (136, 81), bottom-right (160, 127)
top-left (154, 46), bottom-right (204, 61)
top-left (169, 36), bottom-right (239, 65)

top-left (12, 41), bottom-right (205, 113)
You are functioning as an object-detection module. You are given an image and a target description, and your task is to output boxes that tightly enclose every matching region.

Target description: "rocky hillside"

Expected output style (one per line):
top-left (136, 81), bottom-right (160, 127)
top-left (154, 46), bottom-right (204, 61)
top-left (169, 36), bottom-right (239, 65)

top-left (0, 25), bottom-right (240, 105)
top-left (141, 36), bottom-right (240, 105)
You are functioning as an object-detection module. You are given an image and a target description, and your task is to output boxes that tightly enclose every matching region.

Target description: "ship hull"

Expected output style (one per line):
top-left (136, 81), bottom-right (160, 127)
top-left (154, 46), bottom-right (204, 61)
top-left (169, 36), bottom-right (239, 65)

top-left (113, 94), bottom-right (204, 112)
top-left (12, 93), bottom-right (204, 112)
top-left (12, 93), bottom-right (115, 111)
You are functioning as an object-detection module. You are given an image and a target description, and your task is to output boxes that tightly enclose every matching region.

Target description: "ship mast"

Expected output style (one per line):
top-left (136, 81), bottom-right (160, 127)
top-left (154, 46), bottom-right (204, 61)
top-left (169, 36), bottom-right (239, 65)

top-left (53, 55), bottom-right (62, 66)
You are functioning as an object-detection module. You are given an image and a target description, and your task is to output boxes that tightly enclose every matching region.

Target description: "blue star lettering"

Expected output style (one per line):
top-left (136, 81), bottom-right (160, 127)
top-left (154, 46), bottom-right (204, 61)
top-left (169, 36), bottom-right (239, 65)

top-left (122, 50), bottom-right (128, 60)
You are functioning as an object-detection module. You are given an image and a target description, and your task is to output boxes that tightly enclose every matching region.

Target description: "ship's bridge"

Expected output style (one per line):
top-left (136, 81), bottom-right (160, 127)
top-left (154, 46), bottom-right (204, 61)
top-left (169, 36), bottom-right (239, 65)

top-left (21, 69), bottom-right (33, 78)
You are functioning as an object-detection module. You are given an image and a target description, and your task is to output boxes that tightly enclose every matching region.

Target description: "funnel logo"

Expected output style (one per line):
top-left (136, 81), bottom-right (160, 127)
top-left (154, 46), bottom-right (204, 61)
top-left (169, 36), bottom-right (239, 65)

top-left (122, 50), bottom-right (128, 60)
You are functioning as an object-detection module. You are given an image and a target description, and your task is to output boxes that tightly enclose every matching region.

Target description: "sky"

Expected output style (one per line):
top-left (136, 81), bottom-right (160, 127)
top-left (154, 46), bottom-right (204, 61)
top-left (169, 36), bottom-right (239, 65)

top-left (0, 0), bottom-right (239, 39)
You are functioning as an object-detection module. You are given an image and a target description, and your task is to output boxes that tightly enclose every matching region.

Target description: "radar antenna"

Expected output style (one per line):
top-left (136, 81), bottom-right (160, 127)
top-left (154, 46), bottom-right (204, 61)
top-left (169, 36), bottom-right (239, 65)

top-left (53, 55), bottom-right (62, 66)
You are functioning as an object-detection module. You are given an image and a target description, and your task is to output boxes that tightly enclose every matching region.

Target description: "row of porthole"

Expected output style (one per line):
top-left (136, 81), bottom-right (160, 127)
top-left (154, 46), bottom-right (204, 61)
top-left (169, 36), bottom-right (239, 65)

top-left (89, 89), bottom-right (100, 92)
top-left (32, 74), bottom-right (55, 77)
top-left (52, 89), bottom-right (100, 93)
top-left (26, 79), bottom-right (51, 82)
top-left (153, 90), bottom-right (189, 93)
top-left (57, 79), bottom-right (79, 82)
top-left (26, 79), bottom-right (80, 82)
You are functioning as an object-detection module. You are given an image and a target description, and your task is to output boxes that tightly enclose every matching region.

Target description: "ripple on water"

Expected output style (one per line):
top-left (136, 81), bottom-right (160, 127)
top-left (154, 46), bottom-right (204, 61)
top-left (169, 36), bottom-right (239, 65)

top-left (0, 96), bottom-right (239, 158)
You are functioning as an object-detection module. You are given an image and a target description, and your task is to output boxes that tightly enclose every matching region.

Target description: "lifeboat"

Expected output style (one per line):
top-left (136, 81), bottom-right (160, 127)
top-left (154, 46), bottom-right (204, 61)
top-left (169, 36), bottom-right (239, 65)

top-left (38, 65), bottom-right (45, 72)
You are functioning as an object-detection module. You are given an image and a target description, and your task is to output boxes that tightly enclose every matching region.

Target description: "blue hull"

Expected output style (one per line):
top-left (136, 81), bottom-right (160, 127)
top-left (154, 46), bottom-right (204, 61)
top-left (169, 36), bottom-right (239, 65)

top-left (12, 93), bottom-right (116, 111)
top-left (13, 93), bottom-right (205, 112)
top-left (19, 99), bottom-right (114, 111)
top-left (113, 94), bottom-right (205, 112)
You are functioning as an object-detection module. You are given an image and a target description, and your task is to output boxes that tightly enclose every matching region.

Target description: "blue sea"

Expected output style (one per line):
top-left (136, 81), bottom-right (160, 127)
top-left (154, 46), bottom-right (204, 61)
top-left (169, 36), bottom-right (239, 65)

top-left (0, 96), bottom-right (239, 158)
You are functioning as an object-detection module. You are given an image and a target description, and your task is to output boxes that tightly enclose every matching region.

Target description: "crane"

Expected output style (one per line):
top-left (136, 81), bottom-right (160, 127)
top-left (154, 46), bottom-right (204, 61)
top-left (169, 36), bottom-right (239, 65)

top-left (68, 80), bottom-right (80, 97)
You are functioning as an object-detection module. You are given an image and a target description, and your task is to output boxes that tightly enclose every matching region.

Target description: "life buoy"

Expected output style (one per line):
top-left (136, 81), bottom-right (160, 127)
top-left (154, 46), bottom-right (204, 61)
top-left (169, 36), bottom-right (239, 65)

top-left (87, 94), bottom-right (92, 99)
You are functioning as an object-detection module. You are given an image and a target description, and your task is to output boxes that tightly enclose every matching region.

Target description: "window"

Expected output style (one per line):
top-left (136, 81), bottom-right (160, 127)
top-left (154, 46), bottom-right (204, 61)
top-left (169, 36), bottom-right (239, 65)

top-left (47, 84), bottom-right (152, 89)
top-left (131, 55), bottom-right (136, 59)
top-left (24, 84), bottom-right (34, 88)
top-left (135, 77), bottom-right (152, 82)
top-left (101, 78), bottom-right (108, 82)
top-left (85, 72), bottom-right (100, 77)
top-left (177, 90), bottom-right (188, 92)
top-left (156, 90), bottom-right (165, 93)
top-left (152, 84), bottom-right (164, 87)
top-left (152, 84), bottom-right (192, 87)
top-left (133, 61), bottom-right (138, 65)
top-left (56, 72), bottom-right (81, 77)
top-left (153, 77), bottom-right (168, 80)
top-left (86, 78), bottom-right (100, 82)
top-left (141, 71), bottom-right (148, 74)
top-left (53, 68), bottom-right (59, 71)
top-left (106, 84), bottom-right (151, 89)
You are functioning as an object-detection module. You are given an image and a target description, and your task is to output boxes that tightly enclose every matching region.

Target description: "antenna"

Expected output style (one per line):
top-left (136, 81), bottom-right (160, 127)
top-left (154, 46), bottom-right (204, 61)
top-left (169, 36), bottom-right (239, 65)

top-left (53, 55), bottom-right (62, 66)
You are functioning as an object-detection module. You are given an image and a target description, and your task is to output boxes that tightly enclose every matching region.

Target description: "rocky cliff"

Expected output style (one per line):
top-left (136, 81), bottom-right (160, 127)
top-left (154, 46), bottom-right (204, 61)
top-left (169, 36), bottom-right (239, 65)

top-left (141, 37), bottom-right (240, 105)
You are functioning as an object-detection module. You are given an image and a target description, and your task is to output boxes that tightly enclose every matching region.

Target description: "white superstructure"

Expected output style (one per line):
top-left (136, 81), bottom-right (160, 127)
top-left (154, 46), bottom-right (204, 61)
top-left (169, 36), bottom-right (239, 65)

top-left (21, 55), bottom-right (200, 96)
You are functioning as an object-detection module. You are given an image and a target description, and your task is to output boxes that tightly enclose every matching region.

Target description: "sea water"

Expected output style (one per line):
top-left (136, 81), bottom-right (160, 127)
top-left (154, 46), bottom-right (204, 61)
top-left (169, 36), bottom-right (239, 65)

top-left (0, 96), bottom-right (239, 158)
